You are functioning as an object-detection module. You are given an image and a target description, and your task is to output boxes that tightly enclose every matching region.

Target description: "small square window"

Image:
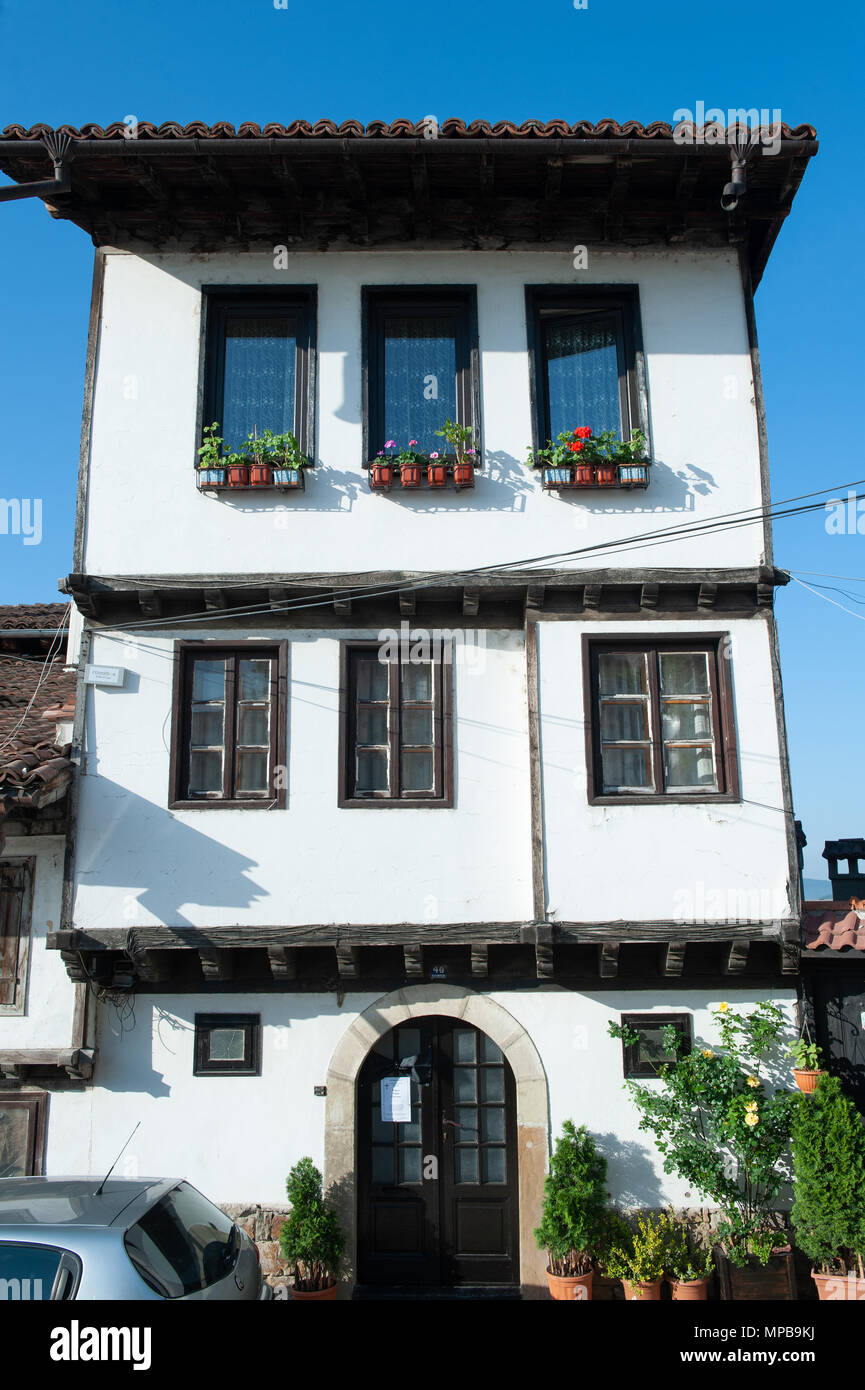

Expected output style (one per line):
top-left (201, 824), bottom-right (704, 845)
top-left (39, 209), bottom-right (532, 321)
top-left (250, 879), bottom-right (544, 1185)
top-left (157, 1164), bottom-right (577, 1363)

top-left (194, 1014), bottom-right (261, 1076)
top-left (619, 1013), bottom-right (692, 1078)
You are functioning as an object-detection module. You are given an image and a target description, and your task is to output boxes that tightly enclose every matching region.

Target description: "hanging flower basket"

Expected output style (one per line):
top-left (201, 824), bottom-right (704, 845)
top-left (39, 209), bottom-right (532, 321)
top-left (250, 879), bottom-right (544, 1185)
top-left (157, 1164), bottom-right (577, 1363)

top-left (400, 462), bottom-right (422, 488)
top-left (370, 462), bottom-right (394, 491)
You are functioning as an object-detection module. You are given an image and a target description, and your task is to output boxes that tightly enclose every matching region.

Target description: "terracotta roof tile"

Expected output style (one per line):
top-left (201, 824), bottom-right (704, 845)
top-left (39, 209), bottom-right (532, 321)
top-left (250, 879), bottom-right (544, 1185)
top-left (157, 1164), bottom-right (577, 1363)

top-left (0, 649), bottom-right (76, 812)
top-left (803, 905), bottom-right (865, 952)
top-left (0, 602), bottom-right (69, 630)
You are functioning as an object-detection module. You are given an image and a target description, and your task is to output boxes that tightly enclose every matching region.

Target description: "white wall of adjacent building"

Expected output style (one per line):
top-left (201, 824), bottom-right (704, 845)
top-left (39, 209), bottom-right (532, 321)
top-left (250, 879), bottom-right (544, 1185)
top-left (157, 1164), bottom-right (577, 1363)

top-left (81, 245), bottom-right (765, 579)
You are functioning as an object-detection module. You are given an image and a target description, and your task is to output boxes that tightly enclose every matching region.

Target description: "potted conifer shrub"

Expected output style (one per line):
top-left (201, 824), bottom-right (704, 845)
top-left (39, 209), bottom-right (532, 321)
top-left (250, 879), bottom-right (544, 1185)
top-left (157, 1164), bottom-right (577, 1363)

top-left (534, 1120), bottom-right (609, 1301)
top-left (791, 1074), bottom-right (865, 1300)
top-left (278, 1157), bottom-right (345, 1301)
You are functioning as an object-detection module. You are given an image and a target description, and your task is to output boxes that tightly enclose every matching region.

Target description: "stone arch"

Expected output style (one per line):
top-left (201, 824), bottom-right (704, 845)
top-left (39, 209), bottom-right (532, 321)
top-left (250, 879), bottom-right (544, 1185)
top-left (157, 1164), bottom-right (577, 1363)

top-left (324, 983), bottom-right (549, 1298)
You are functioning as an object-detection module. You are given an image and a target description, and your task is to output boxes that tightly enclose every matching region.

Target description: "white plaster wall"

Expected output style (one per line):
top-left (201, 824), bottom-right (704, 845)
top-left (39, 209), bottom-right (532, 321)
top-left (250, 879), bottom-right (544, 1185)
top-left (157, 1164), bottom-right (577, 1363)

top-left (539, 617), bottom-right (794, 924)
top-left (72, 627), bottom-right (533, 930)
top-left (57, 986), bottom-right (794, 1210)
top-left (0, 836), bottom-right (76, 1046)
top-left (82, 246), bottom-right (764, 577)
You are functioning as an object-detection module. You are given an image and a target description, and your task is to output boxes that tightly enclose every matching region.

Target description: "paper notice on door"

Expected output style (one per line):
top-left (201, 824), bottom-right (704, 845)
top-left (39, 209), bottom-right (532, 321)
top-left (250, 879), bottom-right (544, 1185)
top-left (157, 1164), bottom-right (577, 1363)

top-left (381, 1075), bottom-right (412, 1123)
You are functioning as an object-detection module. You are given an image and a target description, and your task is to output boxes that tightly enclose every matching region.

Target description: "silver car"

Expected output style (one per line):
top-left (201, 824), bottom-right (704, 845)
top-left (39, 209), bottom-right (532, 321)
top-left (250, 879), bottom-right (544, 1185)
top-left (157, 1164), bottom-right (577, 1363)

top-left (0, 1177), bottom-right (271, 1301)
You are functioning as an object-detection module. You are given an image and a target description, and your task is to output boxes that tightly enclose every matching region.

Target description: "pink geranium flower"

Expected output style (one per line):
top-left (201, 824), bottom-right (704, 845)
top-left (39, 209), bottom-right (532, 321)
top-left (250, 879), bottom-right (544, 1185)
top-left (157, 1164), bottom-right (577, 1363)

top-left (385, 439), bottom-right (396, 449)
top-left (408, 439), bottom-right (418, 446)
top-left (429, 452), bottom-right (440, 459)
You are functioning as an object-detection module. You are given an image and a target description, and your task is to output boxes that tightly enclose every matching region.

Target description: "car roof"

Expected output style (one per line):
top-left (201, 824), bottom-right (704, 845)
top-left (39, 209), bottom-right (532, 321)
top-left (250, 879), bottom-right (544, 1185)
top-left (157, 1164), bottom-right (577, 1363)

top-left (0, 1177), bottom-right (181, 1228)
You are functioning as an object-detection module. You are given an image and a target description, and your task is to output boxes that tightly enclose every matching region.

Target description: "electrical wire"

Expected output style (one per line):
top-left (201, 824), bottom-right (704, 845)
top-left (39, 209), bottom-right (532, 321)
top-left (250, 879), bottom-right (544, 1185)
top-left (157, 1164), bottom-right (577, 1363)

top-left (789, 576), bottom-right (865, 623)
top-left (0, 624), bottom-right (66, 756)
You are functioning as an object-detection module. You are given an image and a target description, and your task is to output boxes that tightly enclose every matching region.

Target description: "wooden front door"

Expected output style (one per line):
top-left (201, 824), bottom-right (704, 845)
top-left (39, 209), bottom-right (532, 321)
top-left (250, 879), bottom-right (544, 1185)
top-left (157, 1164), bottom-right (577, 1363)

top-left (813, 972), bottom-right (865, 1112)
top-left (357, 1016), bottom-right (519, 1288)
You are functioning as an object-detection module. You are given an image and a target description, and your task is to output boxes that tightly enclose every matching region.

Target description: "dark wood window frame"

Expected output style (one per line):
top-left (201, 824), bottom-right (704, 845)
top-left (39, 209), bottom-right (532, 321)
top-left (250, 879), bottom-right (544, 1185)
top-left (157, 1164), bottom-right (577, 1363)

top-left (619, 1013), bottom-right (692, 1078)
top-left (583, 634), bottom-right (740, 805)
top-left (525, 285), bottom-right (649, 453)
top-left (169, 641), bottom-right (287, 810)
top-left (200, 285), bottom-right (317, 463)
top-left (0, 1092), bottom-right (47, 1174)
top-left (361, 286), bottom-right (481, 467)
top-left (0, 858), bottom-right (35, 1015)
top-left (193, 1014), bottom-right (261, 1076)
top-left (338, 640), bottom-right (455, 808)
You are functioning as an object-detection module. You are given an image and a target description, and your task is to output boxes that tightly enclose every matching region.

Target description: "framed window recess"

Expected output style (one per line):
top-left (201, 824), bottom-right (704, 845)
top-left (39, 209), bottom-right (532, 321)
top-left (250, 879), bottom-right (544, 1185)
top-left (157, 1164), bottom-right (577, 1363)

top-left (197, 286), bottom-right (316, 494)
top-left (339, 641), bottom-right (454, 807)
top-left (362, 287), bottom-right (481, 494)
top-left (619, 1013), bottom-right (692, 1078)
top-left (169, 643), bottom-right (287, 809)
top-left (194, 1014), bottom-right (261, 1076)
top-left (584, 636), bottom-right (740, 804)
top-left (526, 285), bottom-right (650, 492)
top-left (0, 1092), bottom-right (47, 1175)
top-left (0, 858), bottom-right (34, 1015)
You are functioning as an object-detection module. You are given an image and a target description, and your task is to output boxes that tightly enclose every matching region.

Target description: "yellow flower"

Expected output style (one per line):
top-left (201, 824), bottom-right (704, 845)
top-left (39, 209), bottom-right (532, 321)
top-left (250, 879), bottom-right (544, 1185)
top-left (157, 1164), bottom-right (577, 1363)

top-left (718, 1002), bottom-right (729, 1013)
top-left (701, 1049), bottom-right (714, 1059)
top-left (745, 1112), bottom-right (759, 1127)
top-left (746, 1075), bottom-right (760, 1088)
top-left (745, 1100), bottom-right (758, 1112)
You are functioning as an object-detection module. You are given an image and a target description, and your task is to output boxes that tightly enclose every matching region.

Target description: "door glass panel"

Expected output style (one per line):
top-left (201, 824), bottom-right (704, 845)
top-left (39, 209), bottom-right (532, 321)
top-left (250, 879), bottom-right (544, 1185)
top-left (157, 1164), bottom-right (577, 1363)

top-left (481, 1108), bottom-right (505, 1142)
top-left (399, 1113), bottom-right (421, 1143)
top-left (397, 1030), bottom-right (421, 1062)
top-left (482, 1148), bottom-right (506, 1184)
top-left (479, 1036), bottom-right (503, 1064)
top-left (454, 1106), bottom-right (479, 1139)
top-left (455, 1148), bottom-right (478, 1184)
top-left (480, 1069), bottom-right (505, 1104)
top-left (453, 1068), bottom-right (477, 1102)
top-left (372, 1109), bottom-right (392, 1143)
top-left (453, 1030), bottom-right (477, 1064)
top-left (372, 1148), bottom-right (394, 1185)
top-left (399, 1148), bottom-right (421, 1184)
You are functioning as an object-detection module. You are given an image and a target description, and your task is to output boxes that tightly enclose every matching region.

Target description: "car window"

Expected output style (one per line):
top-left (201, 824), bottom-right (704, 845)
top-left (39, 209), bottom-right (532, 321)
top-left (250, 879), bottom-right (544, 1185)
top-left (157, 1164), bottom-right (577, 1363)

top-left (123, 1182), bottom-right (239, 1298)
top-left (0, 1241), bottom-right (80, 1299)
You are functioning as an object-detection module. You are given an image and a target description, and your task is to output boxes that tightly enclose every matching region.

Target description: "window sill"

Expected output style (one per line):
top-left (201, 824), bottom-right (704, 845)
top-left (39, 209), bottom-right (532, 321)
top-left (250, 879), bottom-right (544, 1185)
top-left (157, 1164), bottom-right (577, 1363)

top-left (169, 797), bottom-right (285, 811)
top-left (338, 795), bottom-right (455, 809)
top-left (588, 791), bottom-right (740, 806)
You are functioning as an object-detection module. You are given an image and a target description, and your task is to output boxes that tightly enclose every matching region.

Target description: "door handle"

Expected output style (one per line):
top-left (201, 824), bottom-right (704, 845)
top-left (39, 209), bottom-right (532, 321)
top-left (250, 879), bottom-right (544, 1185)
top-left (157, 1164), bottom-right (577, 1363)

top-left (441, 1112), bottom-right (462, 1144)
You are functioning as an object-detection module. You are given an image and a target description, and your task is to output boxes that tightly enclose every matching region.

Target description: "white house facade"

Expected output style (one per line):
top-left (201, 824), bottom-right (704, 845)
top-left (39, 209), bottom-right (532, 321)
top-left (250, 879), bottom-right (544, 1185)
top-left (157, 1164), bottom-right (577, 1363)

top-left (0, 117), bottom-right (818, 1297)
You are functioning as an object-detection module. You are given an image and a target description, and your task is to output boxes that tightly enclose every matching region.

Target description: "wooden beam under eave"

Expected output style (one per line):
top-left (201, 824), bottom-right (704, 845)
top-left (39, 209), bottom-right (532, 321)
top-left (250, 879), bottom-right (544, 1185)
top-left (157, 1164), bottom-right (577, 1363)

top-left (269, 586), bottom-right (289, 611)
top-left (640, 582), bottom-right (659, 610)
top-left (662, 941), bottom-right (687, 977)
top-left (138, 589), bottom-right (163, 618)
top-left (204, 588), bottom-right (226, 611)
top-left (333, 596), bottom-right (352, 616)
top-left (198, 947), bottom-right (232, 981)
top-left (779, 940), bottom-right (800, 976)
top-left (723, 940), bottom-right (750, 975)
top-left (583, 584), bottom-right (602, 610)
top-left (399, 590), bottom-right (416, 617)
top-left (535, 941), bottom-right (554, 979)
top-left (134, 951), bottom-right (169, 984)
top-left (598, 943), bottom-right (620, 978)
top-left (336, 944), bottom-right (360, 979)
top-left (470, 944), bottom-right (489, 978)
top-left (462, 589), bottom-right (479, 617)
top-left (267, 945), bottom-right (297, 980)
top-left (698, 582), bottom-right (718, 609)
top-left (403, 944), bottom-right (424, 979)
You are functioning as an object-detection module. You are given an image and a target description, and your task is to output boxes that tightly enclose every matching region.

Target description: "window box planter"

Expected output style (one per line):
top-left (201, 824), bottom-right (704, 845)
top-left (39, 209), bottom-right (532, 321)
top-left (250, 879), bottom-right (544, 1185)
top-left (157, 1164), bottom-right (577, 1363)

top-left (249, 463), bottom-right (273, 488)
top-left (542, 466), bottom-right (574, 489)
top-left (369, 463), bottom-right (394, 491)
top-left (273, 467), bottom-right (305, 491)
top-left (619, 463), bottom-right (650, 488)
top-left (228, 465), bottom-right (250, 488)
top-left (196, 468), bottom-right (228, 490)
top-left (400, 463), bottom-right (422, 488)
top-left (427, 463), bottom-right (447, 488)
top-left (453, 462), bottom-right (475, 490)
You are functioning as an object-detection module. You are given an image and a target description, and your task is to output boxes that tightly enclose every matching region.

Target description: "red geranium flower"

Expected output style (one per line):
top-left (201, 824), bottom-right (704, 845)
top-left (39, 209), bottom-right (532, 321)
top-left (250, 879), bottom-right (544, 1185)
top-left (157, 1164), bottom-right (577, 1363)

top-left (573, 426), bottom-right (592, 439)
top-left (567, 441), bottom-right (584, 453)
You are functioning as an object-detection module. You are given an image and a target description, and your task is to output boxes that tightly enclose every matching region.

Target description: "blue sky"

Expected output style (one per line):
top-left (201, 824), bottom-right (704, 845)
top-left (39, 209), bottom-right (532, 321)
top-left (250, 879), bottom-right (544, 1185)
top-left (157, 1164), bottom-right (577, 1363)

top-left (0, 0), bottom-right (862, 881)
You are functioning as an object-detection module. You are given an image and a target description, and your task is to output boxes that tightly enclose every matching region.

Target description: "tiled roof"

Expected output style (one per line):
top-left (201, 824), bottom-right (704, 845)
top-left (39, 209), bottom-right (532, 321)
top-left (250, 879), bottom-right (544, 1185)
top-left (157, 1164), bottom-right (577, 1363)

top-left (803, 904), bottom-right (865, 952)
top-left (0, 118), bottom-right (819, 142)
top-left (0, 648), bottom-right (76, 813)
top-left (0, 602), bottom-right (69, 631)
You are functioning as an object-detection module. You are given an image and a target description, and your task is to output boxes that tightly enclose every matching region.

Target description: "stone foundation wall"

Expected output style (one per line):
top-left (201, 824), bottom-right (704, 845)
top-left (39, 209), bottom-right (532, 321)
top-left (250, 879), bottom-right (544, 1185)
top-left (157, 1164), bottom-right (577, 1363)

top-left (221, 1204), bottom-right (291, 1293)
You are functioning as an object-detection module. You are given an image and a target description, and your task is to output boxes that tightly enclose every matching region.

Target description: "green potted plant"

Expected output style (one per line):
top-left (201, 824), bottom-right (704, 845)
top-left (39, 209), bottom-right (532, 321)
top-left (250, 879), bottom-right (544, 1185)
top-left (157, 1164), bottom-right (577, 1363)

top-left (396, 439), bottom-right (423, 487)
top-left (278, 1157), bottom-right (345, 1301)
top-left (662, 1211), bottom-right (714, 1301)
top-left (370, 443), bottom-right (396, 490)
top-left (603, 1211), bottom-right (670, 1300)
top-left (608, 1002), bottom-right (797, 1298)
top-left (196, 421), bottom-right (229, 489)
top-left (526, 426), bottom-right (649, 490)
top-left (790, 1037), bottom-right (825, 1093)
top-left (435, 418), bottom-right (478, 489)
top-left (791, 1074), bottom-right (865, 1300)
top-left (534, 1120), bottom-right (610, 1301)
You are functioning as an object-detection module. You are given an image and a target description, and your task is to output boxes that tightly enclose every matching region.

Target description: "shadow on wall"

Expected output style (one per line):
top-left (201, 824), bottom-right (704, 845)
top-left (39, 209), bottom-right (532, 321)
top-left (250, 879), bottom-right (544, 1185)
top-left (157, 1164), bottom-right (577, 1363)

top-left (593, 1131), bottom-right (666, 1209)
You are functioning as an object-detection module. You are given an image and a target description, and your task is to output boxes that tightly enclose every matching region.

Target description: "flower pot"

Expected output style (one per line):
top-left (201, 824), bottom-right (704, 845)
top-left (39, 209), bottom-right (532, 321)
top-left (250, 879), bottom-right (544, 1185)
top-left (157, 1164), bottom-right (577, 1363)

top-left (792, 1068), bottom-right (825, 1093)
top-left (249, 463), bottom-right (273, 487)
top-left (595, 464), bottom-right (618, 488)
top-left (273, 467), bottom-right (305, 490)
top-left (573, 464), bottom-right (595, 486)
top-left (453, 462), bottom-right (475, 489)
top-left (669, 1277), bottom-right (709, 1301)
top-left (400, 463), bottom-right (422, 488)
top-left (228, 465), bottom-right (250, 488)
top-left (542, 466), bottom-right (574, 489)
top-left (812, 1269), bottom-right (865, 1301)
top-left (370, 463), bottom-right (394, 491)
top-left (427, 463), bottom-right (447, 487)
top-left (619, 463), bottom-right (649, 488)
top-left (621, 1279), bottom-right (663, 1301)
top-left (196, 468), bottom-right (227, 489)
top-left (716, 1247), bottom-right (796, 1301)
top-left (290, 1281), bottom-right (339, 1301)
top-left (546, 1269), bottom-right (593, 1301)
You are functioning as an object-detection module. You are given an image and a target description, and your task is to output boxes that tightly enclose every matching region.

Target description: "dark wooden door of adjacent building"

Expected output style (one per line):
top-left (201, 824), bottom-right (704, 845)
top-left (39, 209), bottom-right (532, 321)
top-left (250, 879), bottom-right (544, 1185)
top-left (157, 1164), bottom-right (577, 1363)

top-left (813, 971), bottom-right (865, 1112)
top-left (357, 1016), bottom-right (519, 1289)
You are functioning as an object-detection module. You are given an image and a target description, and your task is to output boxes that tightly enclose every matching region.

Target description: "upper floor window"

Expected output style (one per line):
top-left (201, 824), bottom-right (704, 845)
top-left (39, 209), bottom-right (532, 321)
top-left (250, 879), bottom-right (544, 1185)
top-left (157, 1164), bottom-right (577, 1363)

top-left (526, 286), bottom-right (646, 446)
top-left (203, 287), bottom-right (316, 455)
top-left (362, 288), bottom-right (479, 461)
top-left (169, 644), bottom-right (286, 809)
top-left (584, 637), bottom-right (739, 804)
top-left (1, 859), bottom-right (34, 1014)
top-left (339, 642), bottom-right (454, 807)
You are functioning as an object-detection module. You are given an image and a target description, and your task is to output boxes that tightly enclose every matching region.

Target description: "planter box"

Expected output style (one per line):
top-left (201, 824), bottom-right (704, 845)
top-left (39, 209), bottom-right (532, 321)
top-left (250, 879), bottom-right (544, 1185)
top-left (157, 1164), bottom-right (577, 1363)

top-left (453, 463), bottom-right (475, 490)
top-left (249, 463), bottom-right (273, 487)
top-left (228, 465), bottom-right (250, 488)
top-left (369, 464), bottom-right (394, 491)
top-left (427, 463), bottom-right (447, 487)
top-left (196, 468), bottom-right (227, 490)
top-left (400, 463), bottom-right (422, 488)
top-left (715, 1248), bottom-right (797, 1301)
top-left (595, 464), bottom-right (618, 488)
top-left (619, 463), bottom-right (650, 488)
top-left (542, 466), bottom-right (574, 489)
top-left (573, 464), bottom-right (595, 486)
top-left (273, 468), bottom-right (305, 490)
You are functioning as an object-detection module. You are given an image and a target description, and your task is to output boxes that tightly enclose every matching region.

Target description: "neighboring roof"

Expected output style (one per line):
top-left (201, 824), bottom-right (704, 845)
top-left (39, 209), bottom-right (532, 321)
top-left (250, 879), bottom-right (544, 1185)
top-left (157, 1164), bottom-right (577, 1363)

top-left (803, 904), bottom-right (865, 953)
top-left (0, 118), bottom-right (819, 287)
top-left (0, 634), bottom-right (76, 813)
top-left (0, 601), bottom-right (69, 632)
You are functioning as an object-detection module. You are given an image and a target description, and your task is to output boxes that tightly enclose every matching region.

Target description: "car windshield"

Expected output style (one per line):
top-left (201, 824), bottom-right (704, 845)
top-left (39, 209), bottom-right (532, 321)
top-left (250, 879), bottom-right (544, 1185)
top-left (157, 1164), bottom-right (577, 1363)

top-left (124, 1182), bottom-right (238, 1298)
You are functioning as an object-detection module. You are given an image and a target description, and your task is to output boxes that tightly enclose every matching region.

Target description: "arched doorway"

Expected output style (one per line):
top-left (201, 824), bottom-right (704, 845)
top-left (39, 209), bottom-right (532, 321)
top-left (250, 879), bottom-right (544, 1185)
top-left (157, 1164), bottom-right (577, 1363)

top-left (323, 984), bottom-right (550, 1298)
top-left (357, 1015), bottom-right (519, 1289)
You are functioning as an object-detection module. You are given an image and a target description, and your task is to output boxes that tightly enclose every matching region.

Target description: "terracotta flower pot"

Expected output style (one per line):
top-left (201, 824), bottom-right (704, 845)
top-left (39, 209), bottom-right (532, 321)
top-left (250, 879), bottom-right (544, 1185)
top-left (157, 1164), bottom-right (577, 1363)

top-left (453, 462), bottom-right (475, 489)
top-left (228, 465), bottom-right (250, 488)
top-left (291, 1281), bottom-right (339, 1301)
top-left (400, 463), bottom-right (422, 488)
top-left (812, 1269), bottom-right (865, 1301)
top-left (370, 463), bottom-right (394, 490)
top-left (670, 1277), bottom-right (709, 1301)
top-left (427, 463), bottom-right (447, 487)
top-left (792, 1068), bottom-right (825, 1093)
top-left (546, 1269), bottom-right (593, 1301)
top-left (595, 464), bottom-right (618, 488)
top-left (249, 463), bottom-right (273, 487)
top-left (621, 1278), bottom-right (663, 1301)
top-left (573, 464), bottom-right (594, 486)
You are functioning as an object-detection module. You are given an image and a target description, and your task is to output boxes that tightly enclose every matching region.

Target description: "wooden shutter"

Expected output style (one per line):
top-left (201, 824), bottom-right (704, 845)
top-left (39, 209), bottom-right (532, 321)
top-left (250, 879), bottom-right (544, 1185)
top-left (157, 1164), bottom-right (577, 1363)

top-left (0, 862), bottom-right (32, 1007)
